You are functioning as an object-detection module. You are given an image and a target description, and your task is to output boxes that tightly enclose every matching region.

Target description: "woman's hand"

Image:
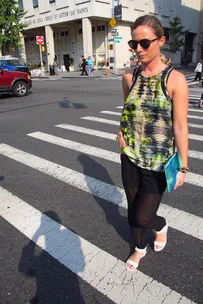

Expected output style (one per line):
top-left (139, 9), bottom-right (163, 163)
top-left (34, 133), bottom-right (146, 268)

top-left (174, 171), bottom-right (186, 190)
top-left (116, 133), bottom-right (126, 150)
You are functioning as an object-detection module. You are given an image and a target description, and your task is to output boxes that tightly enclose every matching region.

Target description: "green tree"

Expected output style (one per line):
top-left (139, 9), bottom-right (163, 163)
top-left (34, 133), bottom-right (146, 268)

top-left (163, 16), bottom-right (188, 54)
top-left (0, 0), bottom-right (27, 55)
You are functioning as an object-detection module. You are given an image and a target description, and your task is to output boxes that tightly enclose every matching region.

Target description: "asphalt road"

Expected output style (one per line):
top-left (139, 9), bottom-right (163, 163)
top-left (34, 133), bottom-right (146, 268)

top-left (0, 77), bottom-right (203, 304)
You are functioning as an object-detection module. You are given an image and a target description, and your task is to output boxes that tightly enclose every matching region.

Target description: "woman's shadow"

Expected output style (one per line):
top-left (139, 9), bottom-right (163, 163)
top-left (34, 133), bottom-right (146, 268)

top-left (77, 154), bottom-right (133, 252)
top-left (18, 211), bottom-right (85, 304)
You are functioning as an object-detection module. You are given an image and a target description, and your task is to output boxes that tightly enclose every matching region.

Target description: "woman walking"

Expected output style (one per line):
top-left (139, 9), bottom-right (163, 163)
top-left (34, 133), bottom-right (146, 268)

top-left (117, 15), bottom-right (188, 271)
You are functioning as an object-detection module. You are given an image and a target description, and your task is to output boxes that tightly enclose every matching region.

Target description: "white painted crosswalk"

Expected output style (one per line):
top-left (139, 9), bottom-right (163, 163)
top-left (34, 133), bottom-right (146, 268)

top-left (0, 186), bottom-right (197, 304)
top-left (0, 100), bottom-right (203, 303)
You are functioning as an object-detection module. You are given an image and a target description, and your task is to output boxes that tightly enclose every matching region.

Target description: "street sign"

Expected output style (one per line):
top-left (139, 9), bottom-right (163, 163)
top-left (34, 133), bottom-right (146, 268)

top-left (110, 28), bottom-right (117, 33)
top-left (108, 38), bottom-right (114, 42)
top-left (109, 17), bottom-right (117, 28)
top-left (112, 32), bottom-right (117, 37)
top-left (36, 36), bottom-right (44, 45)
top-left (115, 40), bottom-right (121, 43)
top-left (115, 36), bottom-right (122, 40)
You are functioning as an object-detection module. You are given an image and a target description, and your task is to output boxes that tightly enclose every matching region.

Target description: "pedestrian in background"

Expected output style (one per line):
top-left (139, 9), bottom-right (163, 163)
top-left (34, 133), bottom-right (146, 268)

top-left (87, 56), bottom-right (93, 77)
top-left (80, 56), bottom-right (88, 76)
top-left (117, 14), bottom-right (188, 271)
top-left (53, 58), bottom-right (59, 76)
top-left (198, 92), bottom-right (203, 108)
top-left (194, 59), bottom-right (203, 81)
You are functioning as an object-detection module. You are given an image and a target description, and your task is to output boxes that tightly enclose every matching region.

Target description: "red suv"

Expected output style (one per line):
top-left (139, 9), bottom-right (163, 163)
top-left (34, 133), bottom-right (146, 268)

top-left (0, 68), bottom-right (32, 97)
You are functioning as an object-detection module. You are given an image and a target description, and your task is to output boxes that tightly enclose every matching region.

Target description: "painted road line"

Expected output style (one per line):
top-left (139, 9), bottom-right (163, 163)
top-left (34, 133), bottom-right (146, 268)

top-left (189, 134), bottom-right (203, 141)
top-left (0, 143), bottom-right (203, 241)
top-left (28, 132), bottom-right (120, 163)
top-left (188, 150), bottom-right (203, 160)
top-left (28, 131), bottom-right (203, 163)
top-left (188, 114), bottom-right (203, 120)
top-left (81, 117), bottom-right (203, 130)
top-left (188, 108), bottom-right (203, 113)
top-left (116, 106), bottom-right (203, 113)
top-left (81, 116), bottom-right (120, 125)
top-left (102, 111), bottom-right (203, 120)
top-left (188, 123), bottom-right (203, 129)
top-left (0, 143), bottom-right (126, 208)
top-left (55, 124), bottom-right (116, 140)
top-left (0, 187), bottom-right (196, 304)
top-left (56, 124), bottom-right (203, 142)
top-left (100, 111), bottom-right (121, 116)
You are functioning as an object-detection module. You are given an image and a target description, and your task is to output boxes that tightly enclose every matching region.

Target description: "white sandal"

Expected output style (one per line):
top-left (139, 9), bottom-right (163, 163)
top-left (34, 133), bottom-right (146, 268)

top-left (154, 224), bottom-right (168, 252)
top-left (126, 247), bottom-right (147, 272)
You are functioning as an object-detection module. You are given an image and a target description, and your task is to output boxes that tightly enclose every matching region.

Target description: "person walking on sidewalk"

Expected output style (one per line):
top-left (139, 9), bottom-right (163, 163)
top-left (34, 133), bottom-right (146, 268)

top-left (194, 59), bottom-right (203, 81)
top-left (80, 56), bottom-right (88, 76)
top-left (87, 56), bottom-right (93, 77)
top-left (116, 14), bottom-right (189, 271)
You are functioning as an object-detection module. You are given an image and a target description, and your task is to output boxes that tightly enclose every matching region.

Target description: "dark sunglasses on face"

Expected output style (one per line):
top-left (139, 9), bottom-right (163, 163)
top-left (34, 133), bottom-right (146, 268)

top-left (128, 38), bottom-right (159, 50)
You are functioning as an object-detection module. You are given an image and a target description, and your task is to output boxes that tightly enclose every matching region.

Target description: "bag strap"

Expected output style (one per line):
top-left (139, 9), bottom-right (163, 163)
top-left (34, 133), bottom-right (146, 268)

top-left (161, 65), bottom-right (173, 99)
top-left (129, 65), bottom-right (142, 92)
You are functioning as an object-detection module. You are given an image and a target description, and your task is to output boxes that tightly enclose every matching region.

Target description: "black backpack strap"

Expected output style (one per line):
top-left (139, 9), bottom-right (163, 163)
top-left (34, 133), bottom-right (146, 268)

top-left (130, 65), bottom-right (142, 92)
top-left (161, 65), bottom-right (173, 100)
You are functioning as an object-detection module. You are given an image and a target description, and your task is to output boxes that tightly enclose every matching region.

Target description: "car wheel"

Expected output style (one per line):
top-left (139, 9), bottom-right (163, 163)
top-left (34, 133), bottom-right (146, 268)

top-left (13, 81), bottom-right (28, 97)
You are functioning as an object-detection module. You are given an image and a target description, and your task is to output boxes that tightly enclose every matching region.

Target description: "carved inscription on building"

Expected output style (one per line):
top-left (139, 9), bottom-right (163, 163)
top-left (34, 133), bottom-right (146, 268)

top-left (25, 7), bottom-right (89, 27)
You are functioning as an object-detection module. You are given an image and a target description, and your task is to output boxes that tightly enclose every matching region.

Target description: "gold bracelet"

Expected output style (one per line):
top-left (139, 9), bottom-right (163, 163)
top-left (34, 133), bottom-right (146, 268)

top-left (178, 167), bottom-right (189, 173)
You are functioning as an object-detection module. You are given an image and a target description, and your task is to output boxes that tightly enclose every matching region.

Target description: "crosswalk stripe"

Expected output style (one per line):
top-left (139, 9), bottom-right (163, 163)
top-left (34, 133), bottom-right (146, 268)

top-left (100, 110), bottom-right (121, 116)
top-left (0, 186), bottom-right (196, 304)
top-left (56, 124), bottom-right (203, 142)
top-left (188, 114), bottom-right (203, 120)
top-left (81, 116), bottom-right (120, 125)
top-left (188, 123), bottom-right (203, 129)
top-left (188, 134), bottom-right (203, 141)
top-left (101, 111), bottom-right (203, 121)
top-left (116, 106), bottom-right (203, 114)
top-left (0, 143), bottom-right (203, 241)
top-left (28, 131), bottom-right (120, 163)
top-left (28, 131), bottom-right (203, 164)
top-left (81, 116), bottom-right (203, 130)
top-left (55, 124), bottom-right (116, 140)
top-left (188, 150), bottom-right (203, 160)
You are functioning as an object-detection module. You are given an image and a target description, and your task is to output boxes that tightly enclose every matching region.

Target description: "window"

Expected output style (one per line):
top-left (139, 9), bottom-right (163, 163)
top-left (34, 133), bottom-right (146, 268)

top-left (33, 0), bottom-right (38, 8)
top-left (92, 27), bottom-right (95, 32)
top-left (49, 0), bottom-right (55, 2)
top-left (97, 26), bottom-right (101, 31)
top-left (102, 25), bottom-right (105, 31)
top-left (18, 0), bottom-right (23, 9)
top-left (61, 32), bottom-right (64, 36)
top-left (78, 29), bottom-right (82, 34)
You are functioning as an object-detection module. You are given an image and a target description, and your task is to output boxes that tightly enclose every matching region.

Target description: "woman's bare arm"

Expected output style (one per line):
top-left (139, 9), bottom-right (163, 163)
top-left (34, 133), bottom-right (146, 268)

top-left (167, 70), bottom-right (189, 188)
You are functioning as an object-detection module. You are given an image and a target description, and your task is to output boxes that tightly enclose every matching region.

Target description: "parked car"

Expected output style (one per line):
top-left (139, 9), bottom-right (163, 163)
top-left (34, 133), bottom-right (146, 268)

top-left (0, 56), bottom-right (30, 75)
top-left (0, 68), bottom-right (32, 97)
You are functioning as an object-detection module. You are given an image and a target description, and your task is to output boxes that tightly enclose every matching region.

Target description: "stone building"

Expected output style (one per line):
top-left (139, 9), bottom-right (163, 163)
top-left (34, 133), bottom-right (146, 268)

top-left (16, 0), bottom-right (201, 70)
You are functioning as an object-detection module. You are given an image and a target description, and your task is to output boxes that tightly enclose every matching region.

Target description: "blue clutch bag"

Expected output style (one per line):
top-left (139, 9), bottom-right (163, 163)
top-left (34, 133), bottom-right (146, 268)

top-left (164, 152), bottom-right (180, 192)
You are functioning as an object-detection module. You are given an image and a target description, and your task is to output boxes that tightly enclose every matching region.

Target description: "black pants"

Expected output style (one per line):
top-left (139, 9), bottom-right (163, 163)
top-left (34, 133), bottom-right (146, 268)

top-left (121, 154), bottom-right (167, 249)
top-left (81, 67), bottom-right (87, 75)
top-left (194, 72), bottom-right (201, 81)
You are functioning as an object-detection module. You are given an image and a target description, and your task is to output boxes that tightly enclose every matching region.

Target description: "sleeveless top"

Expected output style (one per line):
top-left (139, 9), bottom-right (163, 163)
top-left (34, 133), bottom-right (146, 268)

top-left (120, 65), bottom-right (174, 172)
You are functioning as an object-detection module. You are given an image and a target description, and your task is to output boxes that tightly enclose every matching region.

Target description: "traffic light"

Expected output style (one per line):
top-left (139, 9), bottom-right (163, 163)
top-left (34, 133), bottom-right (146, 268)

top-left (41, 45), bottom-right (45, 52)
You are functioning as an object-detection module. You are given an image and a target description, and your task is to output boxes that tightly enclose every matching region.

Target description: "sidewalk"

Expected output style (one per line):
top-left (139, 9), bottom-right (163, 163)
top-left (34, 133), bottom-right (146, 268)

top-left (33, 65), bottom-right (196, 80)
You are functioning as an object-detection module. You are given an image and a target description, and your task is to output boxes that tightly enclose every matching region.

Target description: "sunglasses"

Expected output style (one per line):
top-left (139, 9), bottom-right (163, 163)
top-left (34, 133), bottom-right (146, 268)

top-left (128, 38), bottom-right (159, 50)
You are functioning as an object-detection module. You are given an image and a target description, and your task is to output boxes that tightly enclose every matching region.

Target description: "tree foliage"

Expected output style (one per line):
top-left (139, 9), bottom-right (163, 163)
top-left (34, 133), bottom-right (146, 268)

top-left (163, 16), bottom-right (188, 54)
top-left (0, 0), bottom-right (27, 55)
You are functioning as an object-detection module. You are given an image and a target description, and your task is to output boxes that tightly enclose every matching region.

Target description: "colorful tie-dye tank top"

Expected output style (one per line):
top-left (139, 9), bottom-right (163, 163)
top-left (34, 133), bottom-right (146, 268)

top-left (120, 65), bottom-right (174, 172)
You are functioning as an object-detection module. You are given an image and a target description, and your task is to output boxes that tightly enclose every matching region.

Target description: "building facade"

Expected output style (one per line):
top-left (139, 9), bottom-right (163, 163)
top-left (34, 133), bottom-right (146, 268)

top-left (17, 0), bottom-right (201, 70)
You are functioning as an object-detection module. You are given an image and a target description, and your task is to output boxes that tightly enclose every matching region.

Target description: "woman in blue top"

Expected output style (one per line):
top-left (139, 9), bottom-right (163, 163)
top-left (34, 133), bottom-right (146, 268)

top-left (87, 56), bottom-right (93, 76)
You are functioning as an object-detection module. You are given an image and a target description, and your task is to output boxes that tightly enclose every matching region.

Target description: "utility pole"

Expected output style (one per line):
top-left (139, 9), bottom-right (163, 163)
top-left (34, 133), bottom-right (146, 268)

top-left (112, 0), bottom-right (117, 75)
